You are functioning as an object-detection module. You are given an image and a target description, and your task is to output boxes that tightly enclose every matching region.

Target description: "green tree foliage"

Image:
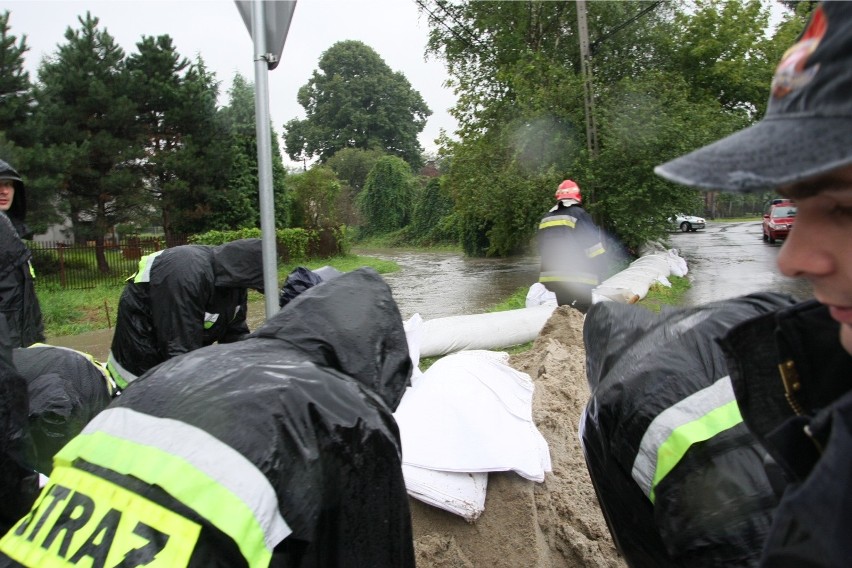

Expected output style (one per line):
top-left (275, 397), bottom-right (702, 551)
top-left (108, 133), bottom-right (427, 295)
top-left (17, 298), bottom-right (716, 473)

top-left (421, 0), bottom-right (806, 255)
top-left (408, 176), bottom-right (457, 246)
top-left (283, 40), bottom-right (431, 168)
top-left (287, 165), bottom-right (341, 229)
top-left (325, 147), bottom-right (385, 227)
top-left (125, 38), bottom-right (231, 239)
top-left (0, 11), bottom-right (32, 148)
top-left (29, 13), bottom-right (146, 270)
top-left (358, 155), bottom-right (414, 236)
top-left (220, 73), bottom-right (290, 230)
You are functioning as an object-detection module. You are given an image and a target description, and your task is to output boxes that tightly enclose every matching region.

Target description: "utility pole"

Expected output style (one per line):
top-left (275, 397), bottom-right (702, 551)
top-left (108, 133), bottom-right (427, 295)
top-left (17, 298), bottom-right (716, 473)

top-left (576, 0), bottom-right (598, 156)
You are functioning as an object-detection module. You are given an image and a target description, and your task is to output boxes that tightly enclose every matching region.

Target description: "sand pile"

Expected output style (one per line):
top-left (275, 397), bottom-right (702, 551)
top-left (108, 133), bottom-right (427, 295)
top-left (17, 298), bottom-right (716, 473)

top-left (410, 305), bottom-right (626, 567)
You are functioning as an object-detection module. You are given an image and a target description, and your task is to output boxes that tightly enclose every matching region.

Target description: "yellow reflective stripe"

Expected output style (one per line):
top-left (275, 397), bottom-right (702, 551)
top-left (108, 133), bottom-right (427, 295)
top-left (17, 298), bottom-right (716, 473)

top-left (539, 274), bottom-right (599, 286)
top-left (28, 260), bottom-right (36, 278)
top-left (648, 400), bottom-right (743, 504)
top-left (0, 466), bottom-right (200, 567)
top-left (632, 376), bottom-right (741, 502)
top-left (106, 351), bottom-right (134, 389)
top-left (538, 218), bottom-right (576, 230)
top-left (55, 410), bottom-right (290, 568)
top-left (132, 250), bottom-right (165, 283)
top-left (586, 243), bottom-right (606, 258)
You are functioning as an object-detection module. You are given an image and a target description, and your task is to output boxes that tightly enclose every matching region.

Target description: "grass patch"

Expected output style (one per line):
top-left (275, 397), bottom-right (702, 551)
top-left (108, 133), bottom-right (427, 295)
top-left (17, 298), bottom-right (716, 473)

top-left (636, 275), bottom-right (691, 313)
top-left (714, 216), bottom-right (762, 222)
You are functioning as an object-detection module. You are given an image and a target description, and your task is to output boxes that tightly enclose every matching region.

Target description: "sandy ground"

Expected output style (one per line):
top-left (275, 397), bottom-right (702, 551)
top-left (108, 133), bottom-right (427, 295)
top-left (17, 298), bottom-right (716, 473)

top-left (410, 306), bottom-right (626, 567)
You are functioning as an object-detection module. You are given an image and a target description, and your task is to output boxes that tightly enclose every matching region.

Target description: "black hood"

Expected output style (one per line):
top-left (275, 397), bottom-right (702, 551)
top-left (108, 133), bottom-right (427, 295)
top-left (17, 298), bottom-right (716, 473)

top-left (253, 267), bottom-right (412, 410)
top-left (211, 238), bottom-right (265, 291)
top-left (0, 159), bottom-right (25, 222)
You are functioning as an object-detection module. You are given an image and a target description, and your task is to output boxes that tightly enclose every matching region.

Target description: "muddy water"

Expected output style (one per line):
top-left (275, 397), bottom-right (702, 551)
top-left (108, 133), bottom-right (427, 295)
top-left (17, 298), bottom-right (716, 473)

top-left (48, 250), bottom-right (542, 362)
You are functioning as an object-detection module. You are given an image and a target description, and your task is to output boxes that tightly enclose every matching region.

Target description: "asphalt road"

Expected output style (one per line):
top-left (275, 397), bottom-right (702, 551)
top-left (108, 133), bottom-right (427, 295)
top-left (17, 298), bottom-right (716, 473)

top-left (667, 220), bottom-right (813, 306)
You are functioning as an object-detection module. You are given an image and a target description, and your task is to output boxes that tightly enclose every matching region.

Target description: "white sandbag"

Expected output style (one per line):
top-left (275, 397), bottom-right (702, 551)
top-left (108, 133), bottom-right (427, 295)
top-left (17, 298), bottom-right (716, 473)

top-left (402, 465), bottom-right (487, 522)
top-left (592, 252), bottom-right (682, 304)
top-left (525, 282), bottom-right (557, 308)
top-left (394, 350), bottom-right (552, 482)
top-left (418, 304), bottom-right (556, 358)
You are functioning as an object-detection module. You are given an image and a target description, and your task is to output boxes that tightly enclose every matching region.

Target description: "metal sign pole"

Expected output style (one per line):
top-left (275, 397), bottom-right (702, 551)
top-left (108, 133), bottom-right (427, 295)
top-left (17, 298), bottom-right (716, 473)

top-left (250, 1), bottom-right (280, 319)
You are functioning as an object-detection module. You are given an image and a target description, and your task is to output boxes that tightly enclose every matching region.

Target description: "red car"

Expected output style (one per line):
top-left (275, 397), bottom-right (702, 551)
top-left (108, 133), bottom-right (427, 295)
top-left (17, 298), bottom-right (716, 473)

top-left (763, 202), bottom-right (796, 244)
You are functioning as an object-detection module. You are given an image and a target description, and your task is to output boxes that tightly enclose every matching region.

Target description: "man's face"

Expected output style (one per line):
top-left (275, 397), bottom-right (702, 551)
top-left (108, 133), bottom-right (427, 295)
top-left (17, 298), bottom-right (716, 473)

top-left (777, 164), bottom-right (852, 355)
top-left (0, 180), bottom-right (14, 212)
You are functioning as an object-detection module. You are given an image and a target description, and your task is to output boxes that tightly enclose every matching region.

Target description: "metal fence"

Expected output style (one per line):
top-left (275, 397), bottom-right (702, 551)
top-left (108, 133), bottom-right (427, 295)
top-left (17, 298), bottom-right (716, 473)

top-left (29, 235), bottom-right (188, 290)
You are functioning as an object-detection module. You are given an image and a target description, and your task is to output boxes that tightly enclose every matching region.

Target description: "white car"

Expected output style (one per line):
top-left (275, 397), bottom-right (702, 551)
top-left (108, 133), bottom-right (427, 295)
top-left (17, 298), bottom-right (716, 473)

top-left (672, 214), bottom-right (706, 232)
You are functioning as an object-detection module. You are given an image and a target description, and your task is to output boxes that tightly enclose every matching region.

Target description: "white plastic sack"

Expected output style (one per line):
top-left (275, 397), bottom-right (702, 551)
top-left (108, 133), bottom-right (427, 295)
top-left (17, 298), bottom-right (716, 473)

top-left (394, 350), bottom-right (552, 481)
top-left (402, 465), bottom-right (487, 521)
top-left (418, 304), bottom-right (556, 358)
top-left (525, 282), bottom-right (558, 308)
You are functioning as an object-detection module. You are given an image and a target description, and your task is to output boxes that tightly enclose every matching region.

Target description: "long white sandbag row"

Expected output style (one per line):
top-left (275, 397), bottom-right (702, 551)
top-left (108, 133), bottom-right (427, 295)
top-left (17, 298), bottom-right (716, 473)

top-left (416, 249), bottom-right (688, 358)
top-left (418, 303), bottom-right (557, 358)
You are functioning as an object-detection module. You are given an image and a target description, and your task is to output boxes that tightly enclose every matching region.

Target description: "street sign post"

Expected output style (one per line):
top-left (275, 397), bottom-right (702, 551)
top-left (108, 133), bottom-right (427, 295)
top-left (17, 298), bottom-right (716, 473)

top-left (234, 0), bottom-right (297, 318)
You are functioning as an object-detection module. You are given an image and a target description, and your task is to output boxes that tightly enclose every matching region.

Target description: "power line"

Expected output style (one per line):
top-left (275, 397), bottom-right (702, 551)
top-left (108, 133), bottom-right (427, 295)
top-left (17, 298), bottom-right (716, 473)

top-left (591, 0), bottom-right (665, 54)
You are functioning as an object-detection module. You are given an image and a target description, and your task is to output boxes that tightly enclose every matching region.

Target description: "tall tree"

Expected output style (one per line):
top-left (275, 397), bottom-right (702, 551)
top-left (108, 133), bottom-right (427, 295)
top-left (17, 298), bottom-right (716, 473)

top-left (283, 40), bottom-right (431, 168)
top-left (357, 155), bottom-right (414, 236)
top-left (287, 165), bottom-right (341, 229)
top-left (0, 11), bottom-right (32, 148)
top-left (125, 39), bottom-right (230, 239)
top-left (421, 0), bottom-right (802, 255)
top-left (220, 72), bottom-right (289, 230)
top-left (30, 13), bottom-right (145, 270)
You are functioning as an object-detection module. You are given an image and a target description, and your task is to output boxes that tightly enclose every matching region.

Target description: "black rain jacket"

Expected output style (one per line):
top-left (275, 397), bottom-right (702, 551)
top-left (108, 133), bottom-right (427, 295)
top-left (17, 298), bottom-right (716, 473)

top-left (0, 268), bottom-right (415, 567)
top-left (0, 316), bottom-right (39, 535)
top-left (0, 213), bottom-right (44, 349)
top-left (13, 344), bottom-right (115, 475)
top-left (720, 300), bottom-right (852, 567)
top-left (108, 238), bottom-right (265, 386)
top-left (581, 293), bottom-right (797, 567)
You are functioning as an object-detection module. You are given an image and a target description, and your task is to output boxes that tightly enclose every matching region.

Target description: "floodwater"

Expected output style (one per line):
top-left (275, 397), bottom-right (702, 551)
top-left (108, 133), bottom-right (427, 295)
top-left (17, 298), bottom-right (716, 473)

top-left (47, 249), bottom-right (542, 362)
top-left (46, 223), bottom-right (816, 362)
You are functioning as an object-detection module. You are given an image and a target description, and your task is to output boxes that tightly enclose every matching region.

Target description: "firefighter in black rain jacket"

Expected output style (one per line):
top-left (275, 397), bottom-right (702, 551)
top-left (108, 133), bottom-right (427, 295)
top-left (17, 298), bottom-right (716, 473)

top-left (0, 160), bottom-right (44, 348)
top-left (0, 268), bottom-right (415, 567)
top-left (107, 238), bottom-right (266, 388)
top-left (537, 179), bottom-right (606, 313)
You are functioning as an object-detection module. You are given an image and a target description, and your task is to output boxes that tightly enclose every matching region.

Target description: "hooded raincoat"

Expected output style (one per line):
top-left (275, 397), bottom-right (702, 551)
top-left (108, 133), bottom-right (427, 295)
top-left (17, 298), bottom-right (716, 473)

top-left (581, 293), bottom-right (797, 567)
top-left (107, 238), bottom-right (265, 387)
top-left (0, 205), bottom-right (44, 349)
top-left (0, 268), bottom-right (415, 567)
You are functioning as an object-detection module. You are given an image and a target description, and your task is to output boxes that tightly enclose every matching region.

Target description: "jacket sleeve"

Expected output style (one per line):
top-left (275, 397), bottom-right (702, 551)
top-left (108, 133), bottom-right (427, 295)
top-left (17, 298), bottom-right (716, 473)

top-left (219, 291), bottom-right (250, 344)
top-left (149, 253), bottom-right (215, 359)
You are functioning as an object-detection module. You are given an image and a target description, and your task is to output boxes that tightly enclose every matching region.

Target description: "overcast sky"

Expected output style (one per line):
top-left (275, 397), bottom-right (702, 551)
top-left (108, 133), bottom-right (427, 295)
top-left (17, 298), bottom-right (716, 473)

top-left (5, 0), bottom-right (458, 167)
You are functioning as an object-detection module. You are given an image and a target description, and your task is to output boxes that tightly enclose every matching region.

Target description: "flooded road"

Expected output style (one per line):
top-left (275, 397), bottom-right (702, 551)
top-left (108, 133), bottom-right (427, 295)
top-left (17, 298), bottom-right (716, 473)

top-left (47, 222), bottom-right (814, 362)
top-left (667, 220), bottom-right (812, 305)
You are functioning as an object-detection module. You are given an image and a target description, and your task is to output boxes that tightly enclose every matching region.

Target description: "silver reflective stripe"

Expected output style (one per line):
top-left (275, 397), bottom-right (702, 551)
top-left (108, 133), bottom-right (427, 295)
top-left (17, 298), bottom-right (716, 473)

top-left (82, 407), bottom-right (292, 549)
top-left (106, 350), bottom-right (138, 387)
top-left (133, 249), bottom-right (166, 283)
top-left (631, 375), bottom-right (737, 498)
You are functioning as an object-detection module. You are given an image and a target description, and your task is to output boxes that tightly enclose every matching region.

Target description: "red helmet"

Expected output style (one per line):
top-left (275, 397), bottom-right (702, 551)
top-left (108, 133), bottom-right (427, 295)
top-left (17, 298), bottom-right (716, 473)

top-left (555, 179), bottom-right (581, 203)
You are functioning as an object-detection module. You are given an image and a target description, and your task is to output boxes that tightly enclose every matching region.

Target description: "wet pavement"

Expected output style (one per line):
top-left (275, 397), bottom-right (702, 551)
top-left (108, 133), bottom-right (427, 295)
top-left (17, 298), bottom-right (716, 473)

top-left (667, 220), bottom-right (812, 305)
top-left (47, 222), bottom-right (813, 362)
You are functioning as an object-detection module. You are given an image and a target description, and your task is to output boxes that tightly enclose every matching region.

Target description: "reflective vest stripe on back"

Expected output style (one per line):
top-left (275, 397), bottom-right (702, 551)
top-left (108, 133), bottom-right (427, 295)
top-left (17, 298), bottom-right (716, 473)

top-left (538, 214), bottom-right (578, 230)
top-left (132, 249), bottom-right (166, 283)
top-left (47, 407), bottom-right (290, 566)
top-left (631, 375), bottom-right (743, 503)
